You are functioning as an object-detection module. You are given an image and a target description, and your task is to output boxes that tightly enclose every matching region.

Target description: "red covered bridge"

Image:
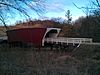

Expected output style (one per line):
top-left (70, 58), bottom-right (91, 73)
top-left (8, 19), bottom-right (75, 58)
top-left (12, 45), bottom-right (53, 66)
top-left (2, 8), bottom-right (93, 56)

top-left (6, 28), bottom-right (61, 46)
top-left (6, 27), bottom-right (93, 47)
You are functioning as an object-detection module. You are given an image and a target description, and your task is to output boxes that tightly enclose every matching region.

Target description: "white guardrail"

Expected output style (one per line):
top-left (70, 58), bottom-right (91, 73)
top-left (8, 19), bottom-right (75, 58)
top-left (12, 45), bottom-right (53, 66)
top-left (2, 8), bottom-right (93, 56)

top-left (0, 36), bottom-right (7, 40)
top-left (44, 37), bottom-right (92, 44)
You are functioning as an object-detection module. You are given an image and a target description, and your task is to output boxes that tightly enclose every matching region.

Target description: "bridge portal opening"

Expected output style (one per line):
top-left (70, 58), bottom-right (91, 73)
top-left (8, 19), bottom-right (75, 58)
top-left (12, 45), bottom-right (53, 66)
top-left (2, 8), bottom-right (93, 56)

top-left (45, 29), bottom-right (58, 38)
top-left (42, 28), bottom-right (61, 46)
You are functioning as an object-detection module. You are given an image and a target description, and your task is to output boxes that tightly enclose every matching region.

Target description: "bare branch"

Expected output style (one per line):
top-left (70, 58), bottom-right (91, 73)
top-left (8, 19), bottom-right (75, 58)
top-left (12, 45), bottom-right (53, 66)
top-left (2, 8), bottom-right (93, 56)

top-left (0, 14), bottom-right (9, 30)
top-left (0, 2), bottom-right (30, 17)
top-left (73, 2), bottom-right (96, 16)
top-left (0, 0), bottom-right (45, 30)
top-left (96, 0), bottom-right (100, 7)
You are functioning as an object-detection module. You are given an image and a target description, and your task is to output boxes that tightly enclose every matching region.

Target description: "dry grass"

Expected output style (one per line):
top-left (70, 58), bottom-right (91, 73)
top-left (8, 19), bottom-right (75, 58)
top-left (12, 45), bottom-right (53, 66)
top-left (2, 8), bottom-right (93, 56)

top-left (0, 45), bottom-right (100, 75)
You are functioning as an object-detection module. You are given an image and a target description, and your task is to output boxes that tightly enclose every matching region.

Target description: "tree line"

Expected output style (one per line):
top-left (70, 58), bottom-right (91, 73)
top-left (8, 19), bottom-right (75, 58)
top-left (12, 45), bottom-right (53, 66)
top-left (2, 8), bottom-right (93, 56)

top-left (13, 9), bottom-right (100, 42)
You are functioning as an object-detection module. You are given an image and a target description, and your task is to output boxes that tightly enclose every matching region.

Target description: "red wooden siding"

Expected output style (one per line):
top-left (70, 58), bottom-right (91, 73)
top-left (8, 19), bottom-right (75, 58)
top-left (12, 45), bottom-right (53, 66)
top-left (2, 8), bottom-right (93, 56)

top-left (7, 28), bottom-right (47, 46)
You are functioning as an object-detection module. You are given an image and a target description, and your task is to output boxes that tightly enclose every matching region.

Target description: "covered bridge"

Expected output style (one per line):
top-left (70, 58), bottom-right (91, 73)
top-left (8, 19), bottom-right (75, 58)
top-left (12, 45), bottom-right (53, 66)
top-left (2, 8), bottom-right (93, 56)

top-left (6, 28), bottom-right (61, 46)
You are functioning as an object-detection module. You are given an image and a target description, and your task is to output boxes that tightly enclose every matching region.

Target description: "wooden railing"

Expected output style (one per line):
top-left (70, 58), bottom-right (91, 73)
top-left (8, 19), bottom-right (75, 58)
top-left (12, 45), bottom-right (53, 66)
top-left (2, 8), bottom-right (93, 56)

top-left (44, 37), bottom-right (92, 45)
top-left (0, 36), bottom-right (7, 40)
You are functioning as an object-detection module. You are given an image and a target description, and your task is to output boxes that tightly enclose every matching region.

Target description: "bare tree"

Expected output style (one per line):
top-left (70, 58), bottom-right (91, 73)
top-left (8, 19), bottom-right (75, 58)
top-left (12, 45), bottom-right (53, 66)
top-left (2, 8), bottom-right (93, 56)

top-left (92, 0), bottom-right (100, 8)
top-left (0, 0), bottom-right (45, 30)
top-left (74, 0), bottom-right (100, 42)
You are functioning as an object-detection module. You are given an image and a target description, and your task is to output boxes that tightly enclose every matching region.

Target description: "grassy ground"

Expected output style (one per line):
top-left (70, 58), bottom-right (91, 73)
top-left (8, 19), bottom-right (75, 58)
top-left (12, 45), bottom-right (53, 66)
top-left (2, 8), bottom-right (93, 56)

top-left (0, 44), bottom-right (100, 75)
